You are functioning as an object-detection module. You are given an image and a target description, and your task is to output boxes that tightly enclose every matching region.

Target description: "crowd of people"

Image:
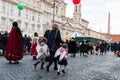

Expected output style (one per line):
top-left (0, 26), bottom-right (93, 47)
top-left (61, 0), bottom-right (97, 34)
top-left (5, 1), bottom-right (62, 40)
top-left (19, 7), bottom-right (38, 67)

top-left (69, 40), bottom-right (108, 57)
top-left (0, 22), bottom-right (68, 75)
top-left (0, 21), bottom-right (120, 76)
top-left (67, 39), bottom-right (120, 57)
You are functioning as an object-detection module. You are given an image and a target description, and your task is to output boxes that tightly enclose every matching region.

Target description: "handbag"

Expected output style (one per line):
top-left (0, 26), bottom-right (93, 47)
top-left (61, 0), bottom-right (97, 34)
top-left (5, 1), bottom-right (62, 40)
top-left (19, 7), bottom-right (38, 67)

top-left (51, 30), bottom-right (60, 52)
top-left (51, 43), bottom-right (60, 52)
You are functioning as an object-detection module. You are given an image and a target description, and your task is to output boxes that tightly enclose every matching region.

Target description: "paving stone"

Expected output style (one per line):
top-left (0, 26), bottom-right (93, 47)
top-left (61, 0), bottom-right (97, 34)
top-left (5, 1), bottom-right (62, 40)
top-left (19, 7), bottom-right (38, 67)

top-left (0, 52), bottom-right (120, 80)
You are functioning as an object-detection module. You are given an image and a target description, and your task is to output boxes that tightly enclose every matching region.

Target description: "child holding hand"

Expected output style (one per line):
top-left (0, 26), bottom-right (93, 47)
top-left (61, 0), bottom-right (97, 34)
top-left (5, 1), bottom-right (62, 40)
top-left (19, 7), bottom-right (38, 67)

top-left (54, 43), bottom-right (68, 75)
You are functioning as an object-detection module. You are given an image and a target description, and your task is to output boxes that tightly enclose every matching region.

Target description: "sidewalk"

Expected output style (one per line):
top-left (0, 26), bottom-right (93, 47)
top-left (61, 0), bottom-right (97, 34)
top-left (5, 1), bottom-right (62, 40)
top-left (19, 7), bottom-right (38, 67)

top-left (0, 52), bottom-right (120, 80)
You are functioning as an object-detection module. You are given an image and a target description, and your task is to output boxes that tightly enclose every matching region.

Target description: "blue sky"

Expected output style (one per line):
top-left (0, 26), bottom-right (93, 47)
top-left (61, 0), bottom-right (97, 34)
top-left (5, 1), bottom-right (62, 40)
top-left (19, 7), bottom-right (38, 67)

top-left (65, 0), bottom-right (120, 34)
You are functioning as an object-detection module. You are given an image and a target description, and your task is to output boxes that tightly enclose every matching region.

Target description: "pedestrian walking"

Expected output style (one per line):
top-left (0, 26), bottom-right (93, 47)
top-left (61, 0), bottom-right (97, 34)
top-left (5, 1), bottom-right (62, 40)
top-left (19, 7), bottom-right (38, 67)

top-left (100, 41), bottom-right (106, 55)
top-left (95, 42), bottom-right (100, 55)
top-left (46, 24), bottom-right (63, 72)
top-left (23, 34), bottom-right (29, 53)
top-left (69, 37), bottom-right (77, 57)
top-left (34, 37), bottom-right (49, 69)
top-left (27, 36), bottom-right (32, 53)
top-left (79, 41), bottom-right (86, 56)
top-left (54, 43), bottom-right (68, 75)
top-left (30, 32), bottom-right (38, 60)
top-left (4, 22), bottom-right (23, 64)
top-left (1, 31), bottom-right (9, 55)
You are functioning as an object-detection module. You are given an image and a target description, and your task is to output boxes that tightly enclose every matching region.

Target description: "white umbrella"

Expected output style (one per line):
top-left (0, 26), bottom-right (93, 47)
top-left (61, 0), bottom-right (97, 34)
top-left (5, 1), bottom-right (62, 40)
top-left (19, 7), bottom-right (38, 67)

top-left (71, 32), bottom-right (80, 38)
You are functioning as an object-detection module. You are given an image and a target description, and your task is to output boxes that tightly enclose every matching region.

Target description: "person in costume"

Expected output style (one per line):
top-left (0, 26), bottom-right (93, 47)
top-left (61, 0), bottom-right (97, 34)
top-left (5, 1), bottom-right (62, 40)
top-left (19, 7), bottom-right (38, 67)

top-left (4, 22), bottom-right (23, 64)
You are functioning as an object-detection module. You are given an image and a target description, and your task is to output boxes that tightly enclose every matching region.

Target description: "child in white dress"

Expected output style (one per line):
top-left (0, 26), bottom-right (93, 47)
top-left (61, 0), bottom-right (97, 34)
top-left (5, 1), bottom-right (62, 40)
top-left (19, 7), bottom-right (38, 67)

top-left (34, 37), bottom-right (49, 69)
top-left (54, 44), bottom-right (68, 75)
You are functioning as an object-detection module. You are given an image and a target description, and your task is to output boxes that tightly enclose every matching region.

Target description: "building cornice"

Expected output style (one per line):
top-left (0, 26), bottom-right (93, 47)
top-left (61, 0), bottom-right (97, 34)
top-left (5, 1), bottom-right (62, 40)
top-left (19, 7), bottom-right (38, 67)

top-left (5, 0), bottom-right (44, 14)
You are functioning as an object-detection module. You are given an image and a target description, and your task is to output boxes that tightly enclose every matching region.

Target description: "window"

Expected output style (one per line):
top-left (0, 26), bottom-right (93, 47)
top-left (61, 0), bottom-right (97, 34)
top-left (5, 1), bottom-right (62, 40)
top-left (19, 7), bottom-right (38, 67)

top-left (56, 6), bottom-right (58, 14)
top-left (1, 17), bottom-right (6, 26)
top-left (37, 25), bottom-right (40, 31)
top-left (17, 20), bottom-right (21, 27)
top-left (26, 10), bottom-right (29, 19)
top-left (76, 6), bottom-right (77, 12)
top-left (32, 12), bottom-right (35, 21)
top-left (39, 3), bottom-right (41, 9)
top-left (61, 8), bottom-right (63, 14)
top-left (2, 1), bottom-right (6, 13)
top-left (18, 11), bottom-right (21, 17)
top-left (25, 22), bottom-right (28, 30)
top-left (38, 17), bottom-right (40, 22)
top-left (26, 14), bottom-right (28, 19)
top-left (10, 4), bottom-right (14, 15)
top-left (44, 13), bottom-right (46, 18)
top-left (32, 16), bottom-right (34, 21)
top-left (10, 9), bottom-right (13, 15)
top-left (37, 13), bottom-right (41, 22)
top-left (9, 19), bottom-right (13, 27)
top-left (31, 24), bottom-right (35, 31)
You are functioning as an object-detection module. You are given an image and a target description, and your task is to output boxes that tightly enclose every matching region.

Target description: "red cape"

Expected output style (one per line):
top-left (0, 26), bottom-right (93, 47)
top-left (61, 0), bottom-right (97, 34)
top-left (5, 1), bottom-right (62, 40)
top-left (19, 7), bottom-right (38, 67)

top-left (4, 27), bottom-right (24, 60)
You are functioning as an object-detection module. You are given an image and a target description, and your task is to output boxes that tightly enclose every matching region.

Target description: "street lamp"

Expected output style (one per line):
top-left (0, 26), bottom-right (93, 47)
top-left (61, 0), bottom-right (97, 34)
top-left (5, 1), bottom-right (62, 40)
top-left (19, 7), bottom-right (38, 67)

top-left (50, 0), bottom-right (56, 24)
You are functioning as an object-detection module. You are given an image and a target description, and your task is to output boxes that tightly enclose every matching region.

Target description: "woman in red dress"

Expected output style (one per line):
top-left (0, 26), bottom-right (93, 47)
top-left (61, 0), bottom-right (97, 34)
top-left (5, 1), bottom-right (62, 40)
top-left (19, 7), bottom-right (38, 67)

top-left (4, 22), bottom-right (23, 63)
top-left (30, 32), bottom-right (38, 60)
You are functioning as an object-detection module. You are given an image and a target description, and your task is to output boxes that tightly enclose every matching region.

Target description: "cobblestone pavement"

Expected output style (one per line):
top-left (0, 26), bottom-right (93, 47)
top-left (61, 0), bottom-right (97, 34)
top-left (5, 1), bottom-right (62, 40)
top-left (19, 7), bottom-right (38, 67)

top-left (0, 52), bottom-right (120, 80)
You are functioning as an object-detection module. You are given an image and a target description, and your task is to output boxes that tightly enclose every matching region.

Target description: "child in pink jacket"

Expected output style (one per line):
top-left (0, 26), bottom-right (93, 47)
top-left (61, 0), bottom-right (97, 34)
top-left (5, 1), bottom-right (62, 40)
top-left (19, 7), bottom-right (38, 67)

top-left (54, 43), bottom-right (68, 75)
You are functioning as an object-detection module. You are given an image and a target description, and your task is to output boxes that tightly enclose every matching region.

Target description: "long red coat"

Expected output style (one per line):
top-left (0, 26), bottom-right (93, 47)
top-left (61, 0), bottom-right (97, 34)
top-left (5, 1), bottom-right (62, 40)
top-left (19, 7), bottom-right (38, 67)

top-left (4, 27), bottom-right (23, 60)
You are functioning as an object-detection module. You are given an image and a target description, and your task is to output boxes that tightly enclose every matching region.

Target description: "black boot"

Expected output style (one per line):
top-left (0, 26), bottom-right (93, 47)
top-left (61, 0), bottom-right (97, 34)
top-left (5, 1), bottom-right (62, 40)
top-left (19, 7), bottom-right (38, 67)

top-left (57, 71), bottom-right (60, 75)
top-left (46, 66), bottom-right (49, 72)
top-left (62, 70), bottom-right (65, 73)
top-left (54, 66), bottom-right (58, 70)
top-left (33, 56), bottom-right (37, 60)
top-left (40, 62), bottom-right (44, 69)
top-left (34, 61), bottom-right (40, 69)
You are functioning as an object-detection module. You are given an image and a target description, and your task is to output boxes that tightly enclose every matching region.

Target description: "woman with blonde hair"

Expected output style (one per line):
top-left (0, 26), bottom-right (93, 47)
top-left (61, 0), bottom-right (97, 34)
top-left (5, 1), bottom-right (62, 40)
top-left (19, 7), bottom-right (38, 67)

top-left (45, 24), bottom-right (63, 72)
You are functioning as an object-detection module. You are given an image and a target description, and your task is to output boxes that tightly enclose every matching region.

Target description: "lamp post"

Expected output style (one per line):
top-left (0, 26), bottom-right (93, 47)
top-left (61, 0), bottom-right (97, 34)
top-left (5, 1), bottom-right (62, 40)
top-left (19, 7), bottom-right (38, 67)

top-left (50, 0), bottom-right (56, 24)
top-left (52, 0), bottom-right (55, 24)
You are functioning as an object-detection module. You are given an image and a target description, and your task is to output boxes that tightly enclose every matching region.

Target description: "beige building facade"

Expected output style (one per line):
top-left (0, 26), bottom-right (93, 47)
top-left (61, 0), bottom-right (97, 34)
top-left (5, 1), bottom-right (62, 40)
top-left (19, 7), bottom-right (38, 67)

top-left (0, 0), bottom-right (86, 38)
top-left (0, 0), bottom-right (108, 40)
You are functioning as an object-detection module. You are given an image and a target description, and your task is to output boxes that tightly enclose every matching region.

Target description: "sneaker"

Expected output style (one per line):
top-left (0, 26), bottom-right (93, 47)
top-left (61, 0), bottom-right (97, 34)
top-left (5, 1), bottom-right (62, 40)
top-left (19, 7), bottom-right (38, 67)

top-left (62, 70), bottom-right (65, 73)
top-left (57, 72), bottom-right (60, 75)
